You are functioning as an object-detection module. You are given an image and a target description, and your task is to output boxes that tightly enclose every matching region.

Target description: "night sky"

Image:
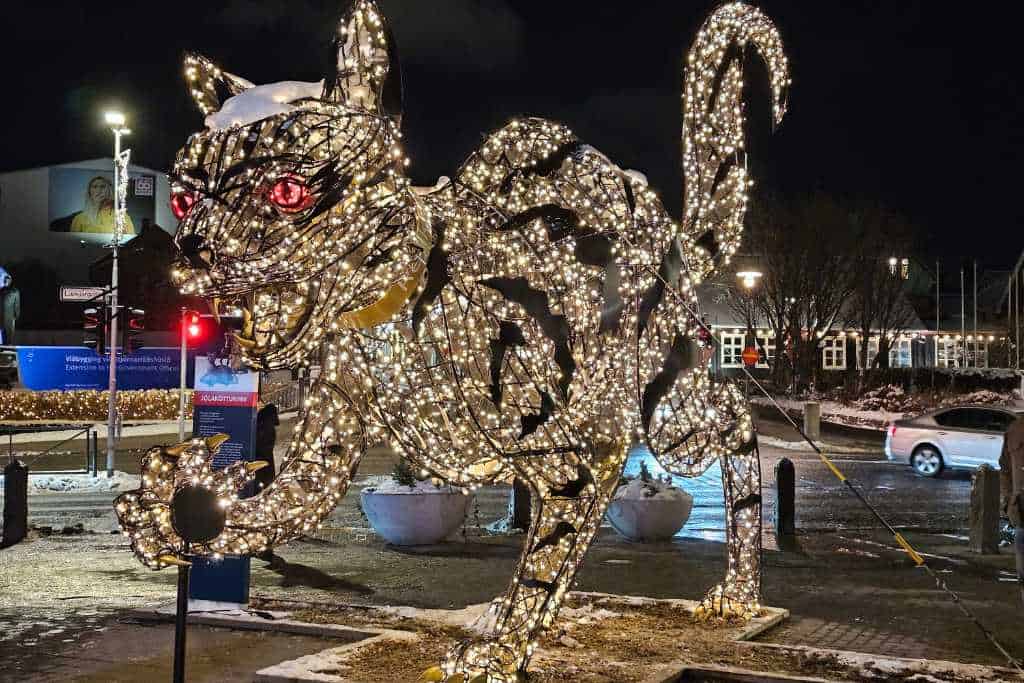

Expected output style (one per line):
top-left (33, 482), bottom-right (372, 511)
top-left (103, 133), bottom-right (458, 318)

top-left (3, 1), bottom-right (1021, 267)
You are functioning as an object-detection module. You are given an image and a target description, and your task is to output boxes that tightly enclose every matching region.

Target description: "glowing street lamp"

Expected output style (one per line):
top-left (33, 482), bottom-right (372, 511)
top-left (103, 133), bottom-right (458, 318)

top-left (103, 109), bottom-right (132, 477)
top-left (734, 255), bottom-right (764, 291)
top-left (737, 269), bottom-right (763, 290)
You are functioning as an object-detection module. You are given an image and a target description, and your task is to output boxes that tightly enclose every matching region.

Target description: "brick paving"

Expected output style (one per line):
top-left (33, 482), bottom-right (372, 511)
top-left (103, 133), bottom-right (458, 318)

top-left (763, 616), bottom-right (940, 660)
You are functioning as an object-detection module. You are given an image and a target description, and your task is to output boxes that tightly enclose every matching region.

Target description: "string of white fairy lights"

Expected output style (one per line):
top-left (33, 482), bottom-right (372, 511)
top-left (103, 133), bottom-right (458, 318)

top-left (117, 2), bottom-right (793, 680)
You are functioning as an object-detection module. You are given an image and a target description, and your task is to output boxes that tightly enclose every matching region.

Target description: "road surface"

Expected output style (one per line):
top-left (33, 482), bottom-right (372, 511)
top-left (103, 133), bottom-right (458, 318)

top-left (2, 438), bottom-right (976, 539)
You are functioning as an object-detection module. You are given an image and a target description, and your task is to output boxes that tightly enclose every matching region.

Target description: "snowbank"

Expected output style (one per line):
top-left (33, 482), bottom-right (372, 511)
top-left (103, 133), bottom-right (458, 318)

top-left (756, 387), bottom-right (1020, 432)
top-left (939, 389), bottom-right (1015, 407)
top-left (753, 396), bottom-right (903, 431)
top-left (0, 470), bottom-right (140, 493)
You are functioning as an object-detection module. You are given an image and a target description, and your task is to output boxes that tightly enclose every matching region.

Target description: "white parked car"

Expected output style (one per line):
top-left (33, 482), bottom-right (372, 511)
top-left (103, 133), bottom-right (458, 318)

top-left (885, 405), bottom-right (1023, 477)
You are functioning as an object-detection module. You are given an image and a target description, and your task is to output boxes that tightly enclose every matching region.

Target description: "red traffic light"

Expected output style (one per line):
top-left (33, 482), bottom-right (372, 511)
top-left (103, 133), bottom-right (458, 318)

top-left (185, 311), bottom-right (204, 340)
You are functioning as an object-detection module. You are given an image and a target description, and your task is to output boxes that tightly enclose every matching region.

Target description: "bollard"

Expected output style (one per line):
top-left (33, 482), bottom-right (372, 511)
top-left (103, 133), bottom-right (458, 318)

top-left (2, 460), bottom-right (29, 548)
top-left (91, 430), bottom-right (99, 477)
top-left (774, 457), bottom-right (796, 536)
top-left (510, 478), bottom-right (532, 531)
top-left (803, 402), bottom-right (821, 442)
top-left (969, 464), bottom-right (1000, 554)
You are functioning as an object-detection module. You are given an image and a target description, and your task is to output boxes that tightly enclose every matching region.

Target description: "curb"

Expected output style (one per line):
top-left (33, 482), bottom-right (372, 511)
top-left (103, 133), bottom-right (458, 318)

top-left (641, 662), bottom-right (830, 683)
top-left (737, 641), bottom-right (1023, 682)
top-left (124, 605), bottom-right (377, 641)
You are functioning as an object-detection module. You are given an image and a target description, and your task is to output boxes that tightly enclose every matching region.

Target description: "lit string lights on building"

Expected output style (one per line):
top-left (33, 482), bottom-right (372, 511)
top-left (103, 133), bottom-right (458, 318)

top-left (115, 2), bottom-right (789, 680)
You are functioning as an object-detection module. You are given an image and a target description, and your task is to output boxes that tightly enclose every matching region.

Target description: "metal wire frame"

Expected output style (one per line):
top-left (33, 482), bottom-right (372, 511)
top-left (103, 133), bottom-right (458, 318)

top-left (117, 2), bottom-right (790, 681)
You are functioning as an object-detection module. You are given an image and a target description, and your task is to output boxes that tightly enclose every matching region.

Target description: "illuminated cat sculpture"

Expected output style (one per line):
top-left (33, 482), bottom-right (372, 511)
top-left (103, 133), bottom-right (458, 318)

top-left (115, 1), bottom-right (788, 680)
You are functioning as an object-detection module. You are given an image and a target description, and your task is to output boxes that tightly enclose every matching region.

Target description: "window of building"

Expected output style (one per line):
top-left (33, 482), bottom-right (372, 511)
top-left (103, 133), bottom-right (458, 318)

top-left (756, 335), bottom-right (775, 368)
top-left (865, 338), bottom-right (879, 369)
top-left (861, 337), bottom-right (912, 369)
top-left (822, 336), bottom-right (846, 370)
top-left (936, 338), bottom-right (961, 368)
top-left (892, 338), bottom-right (912, 368)
top-left (967, 340), bottom-right (988, 368)
top-left (720, 334), bottom-right (744, 368)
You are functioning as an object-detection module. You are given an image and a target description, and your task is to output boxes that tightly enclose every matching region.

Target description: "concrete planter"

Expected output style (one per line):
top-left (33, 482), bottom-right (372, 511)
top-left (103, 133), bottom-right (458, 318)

top-left (607, 489), bottom-right (693, 542)
top-left (360, 487), bottom-right (471, 546)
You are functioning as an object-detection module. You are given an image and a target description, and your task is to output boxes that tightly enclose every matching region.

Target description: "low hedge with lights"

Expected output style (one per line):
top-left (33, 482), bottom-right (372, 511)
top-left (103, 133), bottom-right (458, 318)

top-left (0, 389), bottom-right (193, 422)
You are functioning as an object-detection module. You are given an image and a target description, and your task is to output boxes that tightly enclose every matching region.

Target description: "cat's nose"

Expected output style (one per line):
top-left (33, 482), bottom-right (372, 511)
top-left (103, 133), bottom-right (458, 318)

top-left (178, 234), bottom-right (213, 269)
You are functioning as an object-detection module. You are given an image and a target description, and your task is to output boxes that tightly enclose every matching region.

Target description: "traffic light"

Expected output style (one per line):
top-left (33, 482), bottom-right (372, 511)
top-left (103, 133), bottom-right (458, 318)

top-left (183, 309), bottom-right (235, 355)
top-left (185, 310), bottom-right (205, 342)
top-left (83, 307), bottom-right (106, 355)
top-left (122, 308), bottom-right (145, 354)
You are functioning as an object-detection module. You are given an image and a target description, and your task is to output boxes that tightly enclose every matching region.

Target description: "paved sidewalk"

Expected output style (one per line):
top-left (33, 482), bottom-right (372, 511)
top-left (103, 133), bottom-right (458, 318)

top-left (2, 523), bottom-right (1021, 680)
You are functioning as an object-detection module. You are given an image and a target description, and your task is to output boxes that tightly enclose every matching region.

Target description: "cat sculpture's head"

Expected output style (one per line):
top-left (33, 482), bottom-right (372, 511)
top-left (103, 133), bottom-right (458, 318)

top-left (171, 1), bottom-right (424, 368)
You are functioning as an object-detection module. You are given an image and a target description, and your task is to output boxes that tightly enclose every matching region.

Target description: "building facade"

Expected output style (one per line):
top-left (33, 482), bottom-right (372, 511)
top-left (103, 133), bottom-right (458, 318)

top-left (0, 159), bottom-right (177, 284)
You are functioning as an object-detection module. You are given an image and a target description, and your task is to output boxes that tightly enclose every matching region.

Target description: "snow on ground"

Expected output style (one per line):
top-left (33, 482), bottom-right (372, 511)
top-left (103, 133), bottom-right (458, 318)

top-left (757, 434), bottom-right (879, 454)
top-left (3, 421), bottom-right (179, 445)
top-left (753, 396), bottom-right (902, 431)
top-left (0, 470), bottom-right (139, 494)
top-left (373, 602), bottom-right (493, 634)
top-left (559, 602), bottom-right (621, 623)
top-left (3, 413), bottom-right (298, 446)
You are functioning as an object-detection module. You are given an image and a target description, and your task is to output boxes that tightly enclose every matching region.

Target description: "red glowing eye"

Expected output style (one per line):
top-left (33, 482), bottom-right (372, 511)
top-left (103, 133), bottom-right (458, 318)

top-left (170, 191), bottom-right (196, 220)
top-left (269, 176), bottom-right (313, 212)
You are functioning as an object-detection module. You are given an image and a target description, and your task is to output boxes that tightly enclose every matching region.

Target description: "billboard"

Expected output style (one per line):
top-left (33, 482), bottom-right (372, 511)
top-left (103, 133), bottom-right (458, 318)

top-left (47, 166), bottom-right (155, 240)
top-left (16, 346), bottom-right (180, 391)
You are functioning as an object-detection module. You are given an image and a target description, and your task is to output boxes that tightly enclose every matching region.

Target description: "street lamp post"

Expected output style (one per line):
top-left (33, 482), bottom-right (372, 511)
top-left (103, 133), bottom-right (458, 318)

top-left (104, 111), bottom-right (131, 477)
top-left (178, 307), bottom-right (188, 441)
top-left (736, 260), bottom-right (764, 398)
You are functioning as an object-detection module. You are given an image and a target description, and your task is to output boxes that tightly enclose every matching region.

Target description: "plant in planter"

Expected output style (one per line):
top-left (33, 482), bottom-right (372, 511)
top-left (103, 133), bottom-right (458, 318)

top-left (360, 461), bottom-right (472, 545)
top-left (607, 460), bottom-right (694, 542)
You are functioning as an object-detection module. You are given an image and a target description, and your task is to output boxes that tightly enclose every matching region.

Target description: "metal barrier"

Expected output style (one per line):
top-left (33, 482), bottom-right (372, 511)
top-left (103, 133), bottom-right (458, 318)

top-left (2, 424), bottom-right (100, 476)
top-left (259, 379), bottom-right (306, 412)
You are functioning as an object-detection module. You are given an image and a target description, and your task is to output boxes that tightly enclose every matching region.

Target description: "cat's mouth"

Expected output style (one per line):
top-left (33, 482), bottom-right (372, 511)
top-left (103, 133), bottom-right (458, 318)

top-left (211, 279), bottom-right (320, 364)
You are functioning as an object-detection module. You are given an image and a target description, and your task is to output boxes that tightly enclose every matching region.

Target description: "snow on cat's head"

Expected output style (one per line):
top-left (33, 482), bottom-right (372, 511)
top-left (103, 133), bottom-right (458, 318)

top-left (169, 1), bottom-right (408, 368)
top-left (205, 81), bottom-right (325, 131)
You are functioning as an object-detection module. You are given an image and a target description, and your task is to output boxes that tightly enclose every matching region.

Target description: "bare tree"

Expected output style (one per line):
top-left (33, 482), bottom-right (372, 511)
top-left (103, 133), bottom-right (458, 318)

top-left (844, 203), bottom-right (917, 385)
top-left (743, 194), bottom-right (857, 390)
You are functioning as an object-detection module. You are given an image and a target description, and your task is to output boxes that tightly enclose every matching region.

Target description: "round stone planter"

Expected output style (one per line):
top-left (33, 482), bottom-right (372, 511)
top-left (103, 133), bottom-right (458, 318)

top-left (607, 489), bottom-right (693, 542)
top-left (360, 487), bottom-right (471, 546)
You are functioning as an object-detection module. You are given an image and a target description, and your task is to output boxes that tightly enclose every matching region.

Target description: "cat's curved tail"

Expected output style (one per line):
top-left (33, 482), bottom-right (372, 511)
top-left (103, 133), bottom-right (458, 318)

top-left (680, 2), bottom-right (790, 277)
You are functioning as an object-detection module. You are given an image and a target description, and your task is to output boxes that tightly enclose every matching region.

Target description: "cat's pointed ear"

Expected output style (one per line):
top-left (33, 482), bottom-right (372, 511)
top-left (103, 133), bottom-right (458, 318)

top-left (183, 52), bottom-right (254, 117)
top-left (323, 0), bottom-right (403, 120)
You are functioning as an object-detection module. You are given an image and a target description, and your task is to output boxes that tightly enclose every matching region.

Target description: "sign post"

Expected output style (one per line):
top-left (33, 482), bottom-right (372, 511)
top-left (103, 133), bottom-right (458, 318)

top-left (60, 286), bottom-right (107, 303)
top-left (188, 356), bottom-right (259, 606)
